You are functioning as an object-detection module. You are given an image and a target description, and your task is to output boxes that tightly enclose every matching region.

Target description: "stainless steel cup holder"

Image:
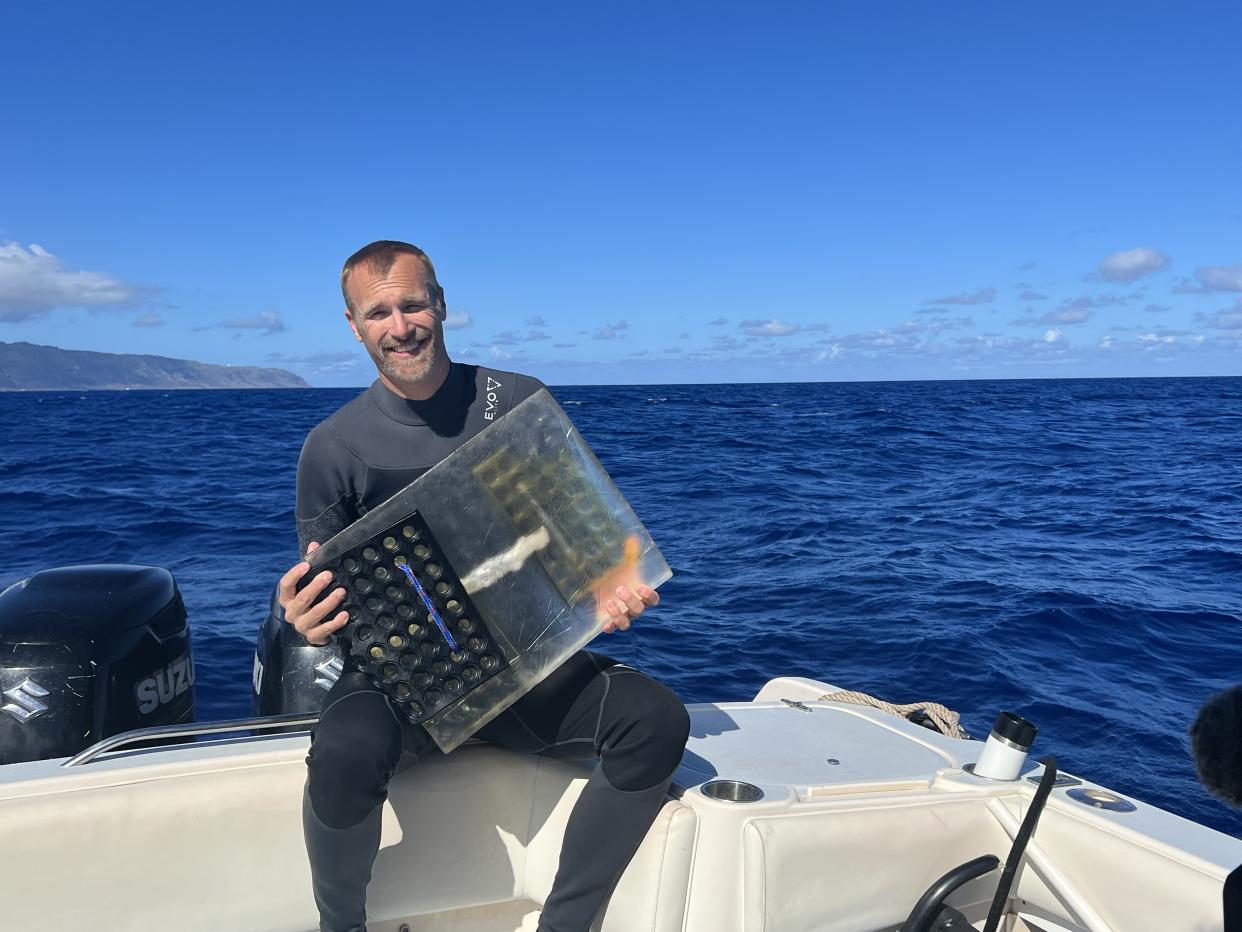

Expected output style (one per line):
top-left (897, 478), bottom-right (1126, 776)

top-left (700, 779), bottom-right (764, 802)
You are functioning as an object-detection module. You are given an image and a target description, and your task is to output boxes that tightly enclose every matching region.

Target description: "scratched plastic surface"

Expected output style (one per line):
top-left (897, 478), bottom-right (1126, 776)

top-left (303, 389), bottom-right (672, 751)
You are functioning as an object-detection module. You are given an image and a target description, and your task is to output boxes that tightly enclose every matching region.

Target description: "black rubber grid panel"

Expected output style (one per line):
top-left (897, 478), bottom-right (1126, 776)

top-left (298, 511), bottom-right (508, 724)
top-left (472, 448), bottom-right (630, 603)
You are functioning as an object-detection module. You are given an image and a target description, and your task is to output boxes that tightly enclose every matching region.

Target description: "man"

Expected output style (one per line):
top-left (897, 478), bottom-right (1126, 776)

top-left (278, 241), bottom-right (690, 932)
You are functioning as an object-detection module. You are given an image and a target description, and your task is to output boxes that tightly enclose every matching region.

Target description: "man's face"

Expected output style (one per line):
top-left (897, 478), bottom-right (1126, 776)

top-left (344, 254), bottom-right (449, 395)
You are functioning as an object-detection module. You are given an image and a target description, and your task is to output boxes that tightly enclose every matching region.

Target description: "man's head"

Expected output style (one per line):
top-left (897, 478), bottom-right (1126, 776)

top-left (1191, 684), bottom-right (1242, 808)
top-left (341, 241), bottom-right (451, 399)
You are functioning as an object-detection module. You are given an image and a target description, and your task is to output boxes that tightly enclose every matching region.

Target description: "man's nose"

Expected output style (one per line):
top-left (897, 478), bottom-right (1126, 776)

top-left (388, 310), bottom-right (414, 338)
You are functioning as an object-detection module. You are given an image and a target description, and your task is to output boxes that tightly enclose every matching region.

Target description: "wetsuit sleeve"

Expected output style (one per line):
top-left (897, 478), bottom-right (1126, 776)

top-left (295, 423), bottom-right (363, 557)
top-left (513, 372), bottom-right (546, 407)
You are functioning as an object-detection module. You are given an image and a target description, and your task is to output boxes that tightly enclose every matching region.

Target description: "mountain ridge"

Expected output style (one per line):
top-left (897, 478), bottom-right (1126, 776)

top-left (0, 341), bottom-right (310, 390)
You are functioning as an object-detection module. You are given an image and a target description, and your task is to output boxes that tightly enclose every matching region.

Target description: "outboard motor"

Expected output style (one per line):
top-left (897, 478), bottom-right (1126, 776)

top-left (252, 583), bottom-right (340, 717)
top-left (0, 564), bottom-right (194, 765)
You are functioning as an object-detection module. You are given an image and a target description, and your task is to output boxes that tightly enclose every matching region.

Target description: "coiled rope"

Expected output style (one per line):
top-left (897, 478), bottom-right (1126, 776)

top-left (818, 690), bottom-right (971, 740)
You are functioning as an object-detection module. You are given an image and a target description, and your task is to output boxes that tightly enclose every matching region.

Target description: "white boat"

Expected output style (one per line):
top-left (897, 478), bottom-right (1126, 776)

top-left (1, 668), bottom-right (1237, 931)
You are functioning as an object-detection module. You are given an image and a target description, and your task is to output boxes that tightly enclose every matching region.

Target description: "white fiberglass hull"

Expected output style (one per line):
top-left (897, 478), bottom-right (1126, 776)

top-left (0, 677), bottom-right (1236, 932)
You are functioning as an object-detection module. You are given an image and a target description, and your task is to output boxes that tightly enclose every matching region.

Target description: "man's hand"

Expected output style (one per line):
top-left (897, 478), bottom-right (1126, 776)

top-left (278, 541), bottom-right (349, 646)
top-left (602, 584), bottom-right (659, 634)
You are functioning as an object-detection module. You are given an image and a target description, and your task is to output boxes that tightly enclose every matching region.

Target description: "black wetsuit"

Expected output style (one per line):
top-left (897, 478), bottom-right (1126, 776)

top-left (295, 363), bottom-right (545, 554)
top-left (295, 364), bottom-right (690, 932)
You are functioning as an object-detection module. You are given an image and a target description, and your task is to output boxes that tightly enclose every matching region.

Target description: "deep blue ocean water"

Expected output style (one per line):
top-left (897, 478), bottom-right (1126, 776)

top-left (1, 377), bottom-right (1240, 837)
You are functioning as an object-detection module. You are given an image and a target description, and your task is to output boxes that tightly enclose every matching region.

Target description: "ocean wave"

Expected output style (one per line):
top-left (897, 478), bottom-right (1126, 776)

top-left (1, 377), bottom-right (1239, 835)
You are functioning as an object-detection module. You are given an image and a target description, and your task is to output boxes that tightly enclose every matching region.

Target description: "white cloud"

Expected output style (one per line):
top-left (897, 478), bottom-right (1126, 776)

top-left (1012, 306), bottom-right (1091, 326)
top-left (266, 351), bottom-right (362, 376)
top-left (1197, 299), bottom-right (1242, 330)
top-left (0, 241), bottom-right (145, 322)
top-left (1040, 308), bottom-right (1091, 325)
top-left (525, 315), bottom-right (547, 327)
top-left (924, 286), bottom-right (996, 306)
top-left (1194, 264), bottom-right (1242, 293)
top-left (1064, 292), bottom-right (1130, 309)
top-left (1096, 246), bottom-right (1169, 283)
top-left (1018, 290), bottom-right (1049, 301)
top-left (444, 310), bottom-right (472, 330)
top-left (218, 310), bottom-right (285, 335)
top-left (838, 329), bottom-right (901, 349)
top-left (1084, 329), bottom-right (1218, 355)
top-left (133, 312), bottom-right (165, 328)
top-left (955, 332), bottom-right (1068, 354)
top-left (922, 315), bottom-right (974, 334)
top-left (708, 317), bottom-right (728, 326)
top-left (592, 320), bottom-right (630, 340)
top-left (491, 329), bottom-right (549, 344)
top-left (1172, 277), bottom-right (1210, 295)
top-left (739, 318), bottom-right (801, 337)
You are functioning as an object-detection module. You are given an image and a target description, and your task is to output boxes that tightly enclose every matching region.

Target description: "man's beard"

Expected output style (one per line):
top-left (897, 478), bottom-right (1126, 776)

top-left (377, 327), bottom-right (440, 385)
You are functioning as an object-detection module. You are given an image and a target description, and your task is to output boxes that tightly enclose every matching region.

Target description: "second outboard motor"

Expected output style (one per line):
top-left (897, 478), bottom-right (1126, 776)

top-left (0, 564), bottom-right (194, 765)
top-left (252, 582), bottom-right (340, 717)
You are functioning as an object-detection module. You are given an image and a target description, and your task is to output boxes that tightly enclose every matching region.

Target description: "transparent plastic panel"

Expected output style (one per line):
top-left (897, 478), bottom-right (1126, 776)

top-left (305, 389), bottom-right (671, 752)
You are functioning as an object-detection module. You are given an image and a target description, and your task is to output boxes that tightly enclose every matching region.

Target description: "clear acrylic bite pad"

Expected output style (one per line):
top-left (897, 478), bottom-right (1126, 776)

top-left (306, 389), bottom-right (671, 752)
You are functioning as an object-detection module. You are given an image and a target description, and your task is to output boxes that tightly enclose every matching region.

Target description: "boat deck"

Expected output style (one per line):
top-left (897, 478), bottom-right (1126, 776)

top-left (0, 677), bottom-right (1236, 931)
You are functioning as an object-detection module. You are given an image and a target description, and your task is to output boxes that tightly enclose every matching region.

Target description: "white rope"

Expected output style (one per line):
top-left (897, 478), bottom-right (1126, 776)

top-left (818, 690), bottom-right (970, 740)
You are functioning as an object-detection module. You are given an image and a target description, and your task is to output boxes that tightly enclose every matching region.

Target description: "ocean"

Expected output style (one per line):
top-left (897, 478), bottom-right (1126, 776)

top-left (1, 376), bottom-right (1239, 837)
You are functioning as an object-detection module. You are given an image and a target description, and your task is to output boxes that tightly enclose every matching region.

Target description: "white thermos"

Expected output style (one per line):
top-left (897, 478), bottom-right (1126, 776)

top-left (972, 711), bottom-right (1037, 781)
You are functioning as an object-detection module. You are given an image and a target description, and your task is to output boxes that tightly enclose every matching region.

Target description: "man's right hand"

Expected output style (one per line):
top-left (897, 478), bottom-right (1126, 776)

top-left (278, 541), bottom-right (350, 646)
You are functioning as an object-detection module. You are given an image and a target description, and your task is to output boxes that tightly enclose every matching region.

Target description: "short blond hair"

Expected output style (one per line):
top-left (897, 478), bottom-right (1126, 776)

top-left (340, 240), bottom-right (442, 312)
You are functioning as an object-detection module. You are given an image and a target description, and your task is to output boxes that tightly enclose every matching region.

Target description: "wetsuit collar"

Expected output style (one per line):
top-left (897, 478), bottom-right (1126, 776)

top-left (367, 363), bottom-right (465, 426)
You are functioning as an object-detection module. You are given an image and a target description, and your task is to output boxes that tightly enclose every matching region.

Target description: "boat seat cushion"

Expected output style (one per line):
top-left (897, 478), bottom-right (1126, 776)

top-left (741, 800), bottom-right (1008, 932)
top-left (523, 758), bottom-right (698, 932)
top-left (369, 749), bottom-right (697, 931)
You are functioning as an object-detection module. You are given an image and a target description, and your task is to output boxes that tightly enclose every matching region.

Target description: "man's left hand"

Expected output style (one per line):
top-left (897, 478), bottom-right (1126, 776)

top-left (602, 584), bottom-right (659, 634)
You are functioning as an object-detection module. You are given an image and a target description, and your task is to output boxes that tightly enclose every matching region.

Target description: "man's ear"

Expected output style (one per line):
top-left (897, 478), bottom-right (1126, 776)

top-left (434, 283), bottom-right (447, 321)
top-left (345, 307), bottom-right (363, 342)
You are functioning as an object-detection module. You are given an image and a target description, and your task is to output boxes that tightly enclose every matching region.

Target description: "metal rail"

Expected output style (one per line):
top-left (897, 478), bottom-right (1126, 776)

top-left (62, 712), bottom-right (321, 768)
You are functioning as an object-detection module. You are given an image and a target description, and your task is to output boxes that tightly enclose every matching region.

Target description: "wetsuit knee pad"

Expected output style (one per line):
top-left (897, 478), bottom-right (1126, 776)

top-left (306, 683), bottom-right (405, 829)
top-left (597, 670), bottom-right (691, 792)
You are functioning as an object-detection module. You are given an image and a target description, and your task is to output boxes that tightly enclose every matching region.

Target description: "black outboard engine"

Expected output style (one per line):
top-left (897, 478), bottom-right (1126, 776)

top-left (0, 564), bottom-right (194, 765)
top-left (252, 582), bottom-right (340, 717)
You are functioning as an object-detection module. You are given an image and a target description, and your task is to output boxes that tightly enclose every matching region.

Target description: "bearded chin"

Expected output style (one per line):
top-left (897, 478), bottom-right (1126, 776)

top-left (379, 338), bottom-right (439, 383)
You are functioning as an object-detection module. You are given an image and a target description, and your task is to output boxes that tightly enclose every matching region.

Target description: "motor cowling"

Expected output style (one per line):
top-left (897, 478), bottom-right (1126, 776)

top-left (252, 582), bottom-right (340, 717)
top-left (0, 564), bottom-right (194, 764)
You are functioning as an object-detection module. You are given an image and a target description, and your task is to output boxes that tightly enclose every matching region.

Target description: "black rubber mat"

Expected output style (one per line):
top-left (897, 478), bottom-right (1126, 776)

top-left (298, 511), bottom-right (508, 724)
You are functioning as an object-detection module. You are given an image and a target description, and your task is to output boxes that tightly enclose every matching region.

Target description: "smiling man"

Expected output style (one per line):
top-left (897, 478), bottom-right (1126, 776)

top-left (279, 241), bottom-right (689, 932)
top-left (344, 242), bottom-right (448, 396)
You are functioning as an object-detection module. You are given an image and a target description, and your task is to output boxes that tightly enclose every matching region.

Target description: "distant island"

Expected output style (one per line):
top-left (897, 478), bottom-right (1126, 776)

top-left (0, 341), bottom-right (310, 390)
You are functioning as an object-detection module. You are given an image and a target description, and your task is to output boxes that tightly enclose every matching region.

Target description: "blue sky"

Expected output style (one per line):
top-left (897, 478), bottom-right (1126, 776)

top-left (1, 1), bottom-right (1239, 385)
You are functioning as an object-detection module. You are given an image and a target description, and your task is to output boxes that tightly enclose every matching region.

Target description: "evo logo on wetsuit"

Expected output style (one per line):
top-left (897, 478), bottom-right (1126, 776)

top-left (134, 654), bottom-right (195, 715)
top-left (484, 375), bottom-right (503, 421)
